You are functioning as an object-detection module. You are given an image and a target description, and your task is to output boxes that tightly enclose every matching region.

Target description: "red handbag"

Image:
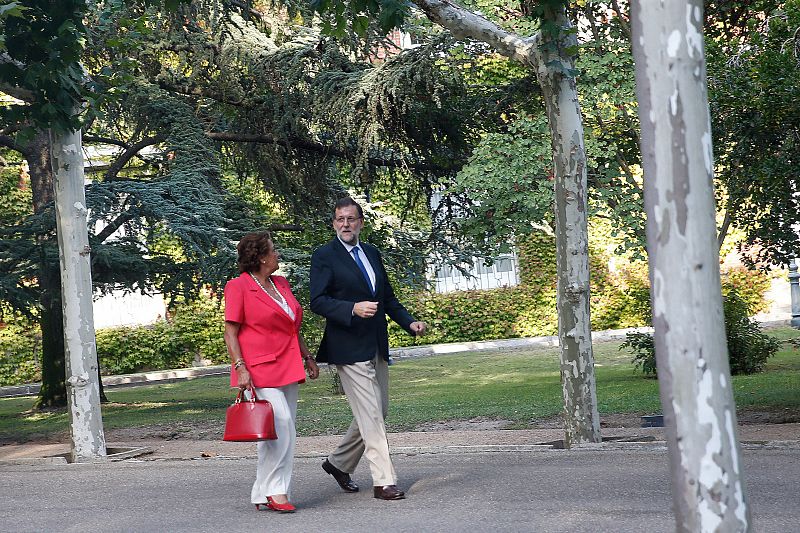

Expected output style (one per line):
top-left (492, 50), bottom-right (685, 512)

top-left (223, 389), bottom-right (277, 441)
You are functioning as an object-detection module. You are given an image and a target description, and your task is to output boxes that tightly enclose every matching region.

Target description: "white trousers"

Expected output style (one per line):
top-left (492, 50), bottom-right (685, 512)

top-left (328, 355), bottom-right (396, 487)
top-left (247, 383), bottom-right (298, 503)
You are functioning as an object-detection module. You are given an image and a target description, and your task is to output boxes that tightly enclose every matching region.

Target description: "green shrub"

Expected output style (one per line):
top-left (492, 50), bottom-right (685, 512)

top-left (723, 290), bottom-right (780, 374)
top-left (96, 296), bottom-right (226, 375)
top-left (720, 266), bottom-right (772, 314)
top-left (590, 263), bottom-right (652, 330)
top-left (621, 289), bottom-right (779, 377)
top-left (0, 321), bottom-right (41, 386)
top-left (620, 331), bottom-right (657, 377)
top-left (516, 232), bottom-right (558, 288)
top-left (388, 284), bottom-right (558, 347)
top-left (390, 232), bottom-right (656, 347)
top-left (166, 297), bottom-right (226, 367)
top-left (96, 322), bottom-right (175, 375)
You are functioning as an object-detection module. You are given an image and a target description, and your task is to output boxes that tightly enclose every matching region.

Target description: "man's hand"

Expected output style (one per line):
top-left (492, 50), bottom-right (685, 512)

top-left (353, 301), bottom-right (379, 318)
top-left (409, 321), bottom-right (427, 336)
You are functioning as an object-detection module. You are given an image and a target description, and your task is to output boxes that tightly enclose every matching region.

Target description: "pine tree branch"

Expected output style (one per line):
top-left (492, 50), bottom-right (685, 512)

top-left (84, 134), bottom-right (166, 180)
top-left (157, 81), bottom-right (244, 106)
top-left (93, 211), bottom-right (136, 244)
top-left (103, 135), bottom-right (166, 181)
top-left (224, 0), bottom-right (271, 24)
top-left (205, 131), bottom-right (458, 173)
top-left (82, 135), bottom-right (127, 147)
top-left (267, 224), bottom-right (304, 232)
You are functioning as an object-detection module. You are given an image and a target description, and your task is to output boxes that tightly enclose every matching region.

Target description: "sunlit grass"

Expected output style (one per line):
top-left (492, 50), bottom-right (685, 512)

top-left (1, 327), bottom-right (798, 442)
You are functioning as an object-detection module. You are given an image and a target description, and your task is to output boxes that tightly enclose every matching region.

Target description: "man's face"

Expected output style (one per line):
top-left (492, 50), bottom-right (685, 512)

top-left (333, 205), bottom-right (363, 245)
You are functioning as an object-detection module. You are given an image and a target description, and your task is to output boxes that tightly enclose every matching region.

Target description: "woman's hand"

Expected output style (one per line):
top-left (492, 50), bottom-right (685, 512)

top-left (305, 358), bottom-right (320, 380)
top-left (298, 335), bottom-right (319, 379)
top-left (236, 366), bottom-right (252, 390)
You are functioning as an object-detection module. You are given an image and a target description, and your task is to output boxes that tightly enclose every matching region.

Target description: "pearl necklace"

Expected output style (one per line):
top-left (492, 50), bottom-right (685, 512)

top-left (250, 273), bottom-right (290, 315)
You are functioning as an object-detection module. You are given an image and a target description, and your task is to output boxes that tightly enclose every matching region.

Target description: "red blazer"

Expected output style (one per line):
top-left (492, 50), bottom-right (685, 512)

top-left (224, 273), bottom-right (306, 388)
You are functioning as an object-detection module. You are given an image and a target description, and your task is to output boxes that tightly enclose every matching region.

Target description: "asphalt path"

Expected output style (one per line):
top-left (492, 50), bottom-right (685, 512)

top-left (2, 447), bottom-right (799, 533)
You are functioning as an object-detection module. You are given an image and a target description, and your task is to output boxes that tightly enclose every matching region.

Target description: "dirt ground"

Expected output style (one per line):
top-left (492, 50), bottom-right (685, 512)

top-left (3, 405), bottom-right (796, 449)
top-left (95, 407), bottom-right (800, 444)
top-left (2, 408), bottom-right (798, 463)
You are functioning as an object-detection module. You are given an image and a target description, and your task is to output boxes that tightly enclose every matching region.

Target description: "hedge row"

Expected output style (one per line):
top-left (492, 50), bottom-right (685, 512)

top-left (0, 299), bottom-right (227, 386)
top-left (0, 234), bottom-right (774, 385)
top-left (0, 322), bottom-right (41, 386)
top-left (96, 298), bottom-right (226, 376)
top-left (388, 233), bottom-right (771, 348)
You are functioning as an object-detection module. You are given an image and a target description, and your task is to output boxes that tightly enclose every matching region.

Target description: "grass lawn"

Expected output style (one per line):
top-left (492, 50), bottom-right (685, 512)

top-left (1, 327), bottom-right (798, 443)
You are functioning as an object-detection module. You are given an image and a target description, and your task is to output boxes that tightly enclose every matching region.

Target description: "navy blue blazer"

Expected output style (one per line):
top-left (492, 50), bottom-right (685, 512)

top-left (310, 238), bottom-right (416, 364)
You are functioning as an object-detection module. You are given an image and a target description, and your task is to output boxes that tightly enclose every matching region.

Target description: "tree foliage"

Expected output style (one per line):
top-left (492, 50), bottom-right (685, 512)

top-left (0, 0), bottom-right (89, 132)
top-left (622, 289), bottom-right (780, 377)
top-left (708, 1), bottom-right (800, 266)
top-left (0, 0), bottom-right (492, 406)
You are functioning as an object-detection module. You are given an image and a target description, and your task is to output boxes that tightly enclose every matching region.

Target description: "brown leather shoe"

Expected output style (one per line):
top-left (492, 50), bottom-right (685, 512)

top-left (322, 460), bottom-right (359, 493)
top-left (373, 485), bottom-right (405, 500)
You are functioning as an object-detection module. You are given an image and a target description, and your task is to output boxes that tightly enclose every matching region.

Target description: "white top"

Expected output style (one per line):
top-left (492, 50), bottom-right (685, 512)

top-left (249, 273), bottom-right (295, 321)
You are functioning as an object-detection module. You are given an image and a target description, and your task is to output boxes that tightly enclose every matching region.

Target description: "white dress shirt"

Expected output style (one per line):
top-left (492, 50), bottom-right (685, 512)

top-left (338, 237), bottom-right (377, 290)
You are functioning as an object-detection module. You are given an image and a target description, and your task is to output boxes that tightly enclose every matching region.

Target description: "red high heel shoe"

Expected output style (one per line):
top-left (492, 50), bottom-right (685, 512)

top-left (254, 496), bottom-right (296, 513)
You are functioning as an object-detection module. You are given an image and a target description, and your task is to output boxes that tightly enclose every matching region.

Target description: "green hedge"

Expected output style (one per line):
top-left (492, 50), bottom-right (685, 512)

top-left (721, 266), bottom-right (772, 314)
top-left (622, 288), bottom-right (780, 377)
top-left (96, 297), bottom-right (226, 375)
top-left (388, 283), bottom-right (559, 347)
top-left (0, 322), bottom-right (41, 386)
top-left (0, 234), bottom-right (775, 384)
top-left (388, 233), bottom-right (771, 348)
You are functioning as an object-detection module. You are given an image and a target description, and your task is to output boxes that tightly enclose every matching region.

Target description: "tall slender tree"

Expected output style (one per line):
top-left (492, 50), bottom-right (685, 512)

top-left (631, 1), bottom-right (750, 530)
top-left (313, 0), bottom-right (601, 445)
top-left (0, 0), bottom-right (107, 459)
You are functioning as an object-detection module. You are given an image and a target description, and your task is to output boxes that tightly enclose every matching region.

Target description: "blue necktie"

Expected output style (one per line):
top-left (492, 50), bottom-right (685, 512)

top-left (351, 246), bottom-right (375, 295)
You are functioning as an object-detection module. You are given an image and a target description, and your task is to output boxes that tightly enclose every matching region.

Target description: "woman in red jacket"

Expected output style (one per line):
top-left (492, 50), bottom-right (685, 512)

top-left (224, 231), bottom-right (319, 513)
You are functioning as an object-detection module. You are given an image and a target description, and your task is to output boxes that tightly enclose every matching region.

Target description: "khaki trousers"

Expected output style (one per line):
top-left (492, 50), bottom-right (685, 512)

top-left (328, 355), bottom-right (396, 487)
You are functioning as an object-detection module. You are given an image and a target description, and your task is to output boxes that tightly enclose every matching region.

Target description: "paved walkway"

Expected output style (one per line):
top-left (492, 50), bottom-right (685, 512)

top-left (1, 432), bottom-right (799, 533)
top-left (1, 301), bottom-right (796, 530)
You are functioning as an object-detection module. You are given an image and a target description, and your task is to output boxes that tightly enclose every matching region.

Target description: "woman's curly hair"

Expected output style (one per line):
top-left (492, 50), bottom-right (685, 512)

top-left (236, 231), bottom-right (273, 273)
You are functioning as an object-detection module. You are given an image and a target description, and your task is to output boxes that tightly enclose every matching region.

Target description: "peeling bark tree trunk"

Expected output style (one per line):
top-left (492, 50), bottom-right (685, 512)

top-left (413, 0), bottom-right (600, 446)
top-left (631, 2), bottom-right (750, 531)
top-left (26, 132), bottom-right (107, 407)
top-left (534, 8), bottom-right (600, 447)
top-left (51, 124), bottom-right (107, 461)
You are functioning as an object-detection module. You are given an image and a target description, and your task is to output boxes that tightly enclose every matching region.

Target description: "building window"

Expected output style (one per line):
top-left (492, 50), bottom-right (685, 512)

top-left (429, 252), bottom-right (520, 294)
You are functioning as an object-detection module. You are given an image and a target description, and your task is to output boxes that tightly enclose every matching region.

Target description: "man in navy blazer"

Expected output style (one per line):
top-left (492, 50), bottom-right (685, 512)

top-left (310, 197), bottom-right (426, 501)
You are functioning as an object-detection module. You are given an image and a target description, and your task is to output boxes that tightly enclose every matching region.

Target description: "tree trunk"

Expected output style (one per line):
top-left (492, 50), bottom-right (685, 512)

top-left (36, 259), bottom-right (67, 408)
top-left (631, 2), bottom-right (750, 531)
top-left (26, 132), bottom-right (68, 409)
top-left (412, 0), bottom-right (600, 447)
top-left (51, 123), bottom-right (106, 461)
top-left (534, 7), bottom-right (601, 447)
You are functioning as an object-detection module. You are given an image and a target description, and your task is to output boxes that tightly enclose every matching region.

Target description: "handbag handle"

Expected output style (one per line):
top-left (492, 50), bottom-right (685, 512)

top-left (235, 388), bottom-right (260, 403)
